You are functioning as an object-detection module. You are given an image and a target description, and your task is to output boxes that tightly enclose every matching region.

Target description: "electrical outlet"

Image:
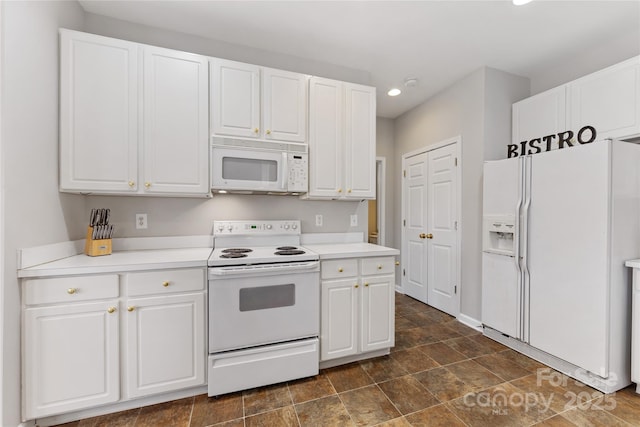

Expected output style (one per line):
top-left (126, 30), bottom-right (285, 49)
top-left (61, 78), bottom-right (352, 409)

top-left (315, 214), bottom-right (323, 227)
top-left (136, 213), bottom-right (148, 229)
top-left (350, 214), bottom-right (358, 227)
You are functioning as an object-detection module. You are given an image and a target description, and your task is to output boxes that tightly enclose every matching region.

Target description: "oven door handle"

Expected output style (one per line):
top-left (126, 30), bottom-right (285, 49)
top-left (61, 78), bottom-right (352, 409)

top-left (208, 261), bottom-right (320, 276)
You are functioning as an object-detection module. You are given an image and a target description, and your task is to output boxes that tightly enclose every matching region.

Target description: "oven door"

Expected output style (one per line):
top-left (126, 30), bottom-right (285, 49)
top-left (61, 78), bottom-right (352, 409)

top-left (211, 145), bottom-right (287, 192)
top-left (208, 261), bottom-right (319, 353)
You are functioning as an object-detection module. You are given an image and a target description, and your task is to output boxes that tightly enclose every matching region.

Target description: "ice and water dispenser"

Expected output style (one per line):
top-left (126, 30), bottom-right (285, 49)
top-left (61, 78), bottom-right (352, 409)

top-left (482, 215), bottom-right (516, 256)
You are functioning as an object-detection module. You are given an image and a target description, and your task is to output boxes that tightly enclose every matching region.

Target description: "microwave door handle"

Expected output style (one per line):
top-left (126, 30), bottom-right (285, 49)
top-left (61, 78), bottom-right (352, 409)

top-left (281, 152), bottom-right (288, 190)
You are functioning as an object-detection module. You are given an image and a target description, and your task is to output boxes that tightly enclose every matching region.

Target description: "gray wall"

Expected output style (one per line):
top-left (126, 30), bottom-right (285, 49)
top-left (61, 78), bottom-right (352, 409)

top-left (375, 117), bottom-right (396, 248)
top-left (1, 2), bottom-right (85, 425)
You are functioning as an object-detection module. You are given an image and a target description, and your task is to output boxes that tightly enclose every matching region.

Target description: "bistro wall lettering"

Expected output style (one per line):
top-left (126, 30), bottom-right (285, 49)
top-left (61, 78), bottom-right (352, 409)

top-left (507, 125), bottom-right (597, 158)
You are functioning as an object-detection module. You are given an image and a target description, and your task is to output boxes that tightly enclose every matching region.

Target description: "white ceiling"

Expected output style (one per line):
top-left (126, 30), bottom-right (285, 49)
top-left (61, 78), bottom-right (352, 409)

top-left (78, 0), bottom-right (640, 118)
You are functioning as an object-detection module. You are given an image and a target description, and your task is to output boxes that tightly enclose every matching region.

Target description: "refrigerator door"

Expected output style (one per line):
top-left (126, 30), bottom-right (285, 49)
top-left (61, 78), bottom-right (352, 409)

top-left (527, 141), bottom-right (610, 377)
top-left (481, 157), bottom-right (523, 338)
top-left (482, 252), bottom-right (521, 338)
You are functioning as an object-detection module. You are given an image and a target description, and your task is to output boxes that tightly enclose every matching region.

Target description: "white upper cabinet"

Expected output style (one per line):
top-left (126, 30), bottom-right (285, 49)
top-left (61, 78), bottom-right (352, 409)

top-left (143, 46), bottom-right (209, 194)
top-left (211, 58), bottom-right (308, 143)
top-left (513, 56), bottom-right (640, 147)
top-left (512, 86), bottom-right (567, 144)
top-left (569, 56), bottom-right (640, 140)
top-left (306, 77), bottom-right (376, 200)
top-left (59, 30), bottom-right (210, 197)
top-left (60, 30), bottom-right (138, 193)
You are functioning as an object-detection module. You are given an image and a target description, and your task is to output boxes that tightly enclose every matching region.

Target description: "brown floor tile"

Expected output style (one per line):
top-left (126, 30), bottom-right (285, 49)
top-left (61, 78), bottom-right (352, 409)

top-left (390, 346), bottom-right (439, 374)
top-left (395, 315), bottom-right (418, 331)
top-left (442, 320), bottom-right (481, 337)
top-left (533, 414), bottom-right (579, 427)
top-left (91, 408), bottom-right (140, 427)
top-left (605, 385), bottom-right (640, 426)
top-left (474, 352), bottom-right (532, 382)
top-left (405, 404), bottom-right (467, 427)
top-left (324, 362), bottom-right (375, 393)
top-left (447, 382), bottom-right (555, 427)
top-left (445, 336), bottom-right (497, 358)
top-left (243, 383), bottom-right (293, 416)
top-left (378, 375), bottom-right (439, 415)
top-left (419, 323), bottom-right (462, 343)
top-left (190, 393), bottom-right (243, 427)
top-left (561, 406), bottom-right (632, 427)
top-left (360, 355), bottom-right (409, 382)
top-left (498, 349), bottom-right (547, 373)
top-left (446, 360), bottom-right (504, 390)
top-left (210, 420), bottom-right (245, 427)
top-left (340, 385), bottom-right (401, 426)
top-left (510, 374), bottom-right (578, 414)
top-left (288, 374), bottom-right (336, 404)
top-left (294, 395), bottom-right (355, 427)
top-left (419, 342), bottom-right (468, 366)
top-left (245, 405), bottom-right (299, 427)
top-left (134, 397), bottom-right (193, 427)
top-left (413, 367), bottom-right (475, 402)
top-left (374, 417), bottom-right (413, 427)
top-left (467, 334), bottom-right (508, 353)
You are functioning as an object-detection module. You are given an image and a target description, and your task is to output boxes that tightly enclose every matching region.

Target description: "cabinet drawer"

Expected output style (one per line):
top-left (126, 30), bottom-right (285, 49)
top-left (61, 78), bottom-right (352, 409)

top-left (321, 259), bottom-right (358, 279)
top-left (24, 275), bottom-right (119, 306)
top-left (125, 268), bottom-right (205, 296)
top-left (361, 257), bottom-right (395, 276)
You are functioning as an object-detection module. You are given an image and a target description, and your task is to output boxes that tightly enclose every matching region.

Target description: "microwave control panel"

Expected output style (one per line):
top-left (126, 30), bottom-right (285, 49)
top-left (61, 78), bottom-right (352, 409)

top-left (287, 153), bottom-right (308, 192)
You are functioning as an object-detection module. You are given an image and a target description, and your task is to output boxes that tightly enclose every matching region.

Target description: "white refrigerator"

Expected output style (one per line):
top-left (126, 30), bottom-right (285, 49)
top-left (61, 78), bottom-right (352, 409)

top-left (482, 139), bottom-right (640, 393)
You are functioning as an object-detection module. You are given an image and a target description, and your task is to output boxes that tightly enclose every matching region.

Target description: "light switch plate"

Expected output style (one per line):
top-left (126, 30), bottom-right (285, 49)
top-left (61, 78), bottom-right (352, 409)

top-left (136, 213), bottom-right (148, 229)
top-left (350, 214), bottom-right (358, 227)
top-left (315, 214), bottom-right (323, 227)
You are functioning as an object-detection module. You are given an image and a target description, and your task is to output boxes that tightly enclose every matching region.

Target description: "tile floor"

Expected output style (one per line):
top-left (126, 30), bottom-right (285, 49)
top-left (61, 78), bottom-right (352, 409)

top-left (54, 293), bottom-right (640, 427)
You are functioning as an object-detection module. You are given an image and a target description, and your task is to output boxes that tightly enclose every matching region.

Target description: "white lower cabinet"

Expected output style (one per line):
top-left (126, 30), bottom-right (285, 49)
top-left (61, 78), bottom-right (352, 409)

top-left (320, 256), bottom-right (395, 362)
top-left (22, 268), bottom-right (206, 420)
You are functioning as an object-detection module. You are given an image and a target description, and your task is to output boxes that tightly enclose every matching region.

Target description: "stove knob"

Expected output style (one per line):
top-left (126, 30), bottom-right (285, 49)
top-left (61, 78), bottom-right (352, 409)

top-left (292, 224), bottom-right (298, 230)
top-left (227, 225), bottom-right (233, 231)
top-left (217, 225), bottom-right (224, 231)
top-left (284, 224), bottom-right (290, 230)
top-left (266, 224), bottom-right (272, 230)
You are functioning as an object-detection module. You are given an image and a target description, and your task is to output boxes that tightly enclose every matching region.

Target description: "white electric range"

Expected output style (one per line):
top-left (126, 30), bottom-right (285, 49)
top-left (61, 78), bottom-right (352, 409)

top-left (207, 220), bottom-right (320, 396)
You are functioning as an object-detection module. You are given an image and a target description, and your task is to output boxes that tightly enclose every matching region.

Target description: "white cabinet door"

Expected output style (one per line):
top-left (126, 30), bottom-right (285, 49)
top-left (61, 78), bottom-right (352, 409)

top-left (569, 56), bottom-right (640, 140)
top-left (143, 47), bottom-right (209, 195)
top-left (23, 301), bottom-right (119, 419)
top-left (512, 86), bottom-right (567, 145)
top-left (123, 293), bottom-right (206, 398)
top-left (60, 30), bottom-right (138, 193)
top-left (262, 68), bottom-right (307, 142)
top-left (360, 275), bottom-right (394, 353)
top-left (321, 279), bottom-right (358, 361)
top-left (308, 77), bottom-right (343, 198)
top-left (344, 83), bottom-right (376, 199)
top-left (211, 58), bottom-right (260, 138)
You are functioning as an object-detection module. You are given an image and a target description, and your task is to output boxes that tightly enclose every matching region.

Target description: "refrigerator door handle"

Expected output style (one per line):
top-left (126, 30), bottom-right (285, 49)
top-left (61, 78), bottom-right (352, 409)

top-left (520, 155), bottom-right (532, 342)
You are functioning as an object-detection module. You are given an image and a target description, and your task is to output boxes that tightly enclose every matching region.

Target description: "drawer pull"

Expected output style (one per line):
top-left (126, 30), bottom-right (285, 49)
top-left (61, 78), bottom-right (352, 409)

top-left (377, 265), bottom-right (383, 270)
top-left (354, 284), bottom-right (359, 288)
top-left (365, 283), bottom-right (369, 287)
top-left (127, 306), bottom-right (135, 312)
top-left (162, 281), bottom-right (170, 287)
top-left (107, 307), bottom-right (116, 314)
top-left (338, 268), bottom-right (343, 273)
top-left (67, 288), bottom-right (77, 295)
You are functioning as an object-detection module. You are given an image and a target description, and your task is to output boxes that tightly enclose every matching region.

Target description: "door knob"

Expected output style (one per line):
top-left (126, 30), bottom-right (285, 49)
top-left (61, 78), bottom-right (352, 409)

top-left (419, 233), bottom-right (426, 239)
top-left (426, 233), bottom-right (433, 239)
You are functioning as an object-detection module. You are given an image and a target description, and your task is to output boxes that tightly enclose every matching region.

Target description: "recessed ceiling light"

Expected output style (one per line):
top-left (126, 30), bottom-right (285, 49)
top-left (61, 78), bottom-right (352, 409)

top-left (513, 0), bottom-right (532, 5)
top-left (388, 88), bottom-right (401, 97)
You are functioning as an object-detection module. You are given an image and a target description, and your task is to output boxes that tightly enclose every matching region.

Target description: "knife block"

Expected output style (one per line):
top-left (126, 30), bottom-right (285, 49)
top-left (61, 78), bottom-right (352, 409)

top-left (84, 226), bottom-right (112, 256)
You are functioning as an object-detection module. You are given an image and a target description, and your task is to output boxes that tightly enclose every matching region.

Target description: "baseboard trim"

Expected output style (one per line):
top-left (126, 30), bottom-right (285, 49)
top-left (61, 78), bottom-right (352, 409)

top-left (457, 313), bottom-right (483, 331)
top-left (394, 285), bottom-right (404, 294)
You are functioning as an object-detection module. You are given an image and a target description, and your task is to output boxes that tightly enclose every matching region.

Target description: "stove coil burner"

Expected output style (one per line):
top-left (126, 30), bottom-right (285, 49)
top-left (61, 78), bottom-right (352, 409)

top-left (276, 246), bottom-right (299, 251)
top-left (275, 250), bottom-right (306, 256)
top-left (220, 248), bottom-right (252, 259)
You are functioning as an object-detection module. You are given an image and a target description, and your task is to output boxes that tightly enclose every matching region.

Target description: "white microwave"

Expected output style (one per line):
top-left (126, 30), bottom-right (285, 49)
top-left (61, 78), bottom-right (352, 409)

top-left (210, 137), bottom-right (308, 194)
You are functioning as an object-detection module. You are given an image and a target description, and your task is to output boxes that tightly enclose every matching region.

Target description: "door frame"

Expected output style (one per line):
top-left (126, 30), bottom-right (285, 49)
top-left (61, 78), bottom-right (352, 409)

top-left (400, 136), bottom-right (462, 316)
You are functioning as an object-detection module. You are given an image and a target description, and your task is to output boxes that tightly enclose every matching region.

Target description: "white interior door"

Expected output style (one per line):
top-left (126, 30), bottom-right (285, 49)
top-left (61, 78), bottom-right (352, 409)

top-left (426, 144), bottom-right (459, 316)
top-left (403, 151), bottom-right (428, 302)
top-left (402, 141), bottom-right (460, 316)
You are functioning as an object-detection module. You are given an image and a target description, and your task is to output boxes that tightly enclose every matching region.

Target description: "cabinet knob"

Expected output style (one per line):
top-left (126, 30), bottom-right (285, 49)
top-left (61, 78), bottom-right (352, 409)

top-left (377, 265), bottom-right (382, 270)
top-left (355, 284), bottom-right (359, 288)
top-left (162, 281), bottom-right (170, 287)
top-left (254, 128), bottom-right (259, 133)
top-left (107, 307), bottom-right (116, 314)
top-left (127, 306), bottom-right (135, 312)
top-left (67, 288), bottom-right (77, 295)
top-left (395, 261), bottom-right (400, 266)
top-left (419, 233), bottom-right (427, 239)
top-left (426, 233), bottom-right (433, 239)
top-left (338, 268), bottom-right (343, 273)
top-left (338, 188), bottom-right (343, 193)
top-left (266, 129), bottom-right (271, 135)
top-left (365, 283), bottom-right (369, 287)
top-left (128, 181), bottom-right (135, 188)
top-left (348, 189), bottom-right (352, 193)
top-left (144, 182), bottom-right (151, 188)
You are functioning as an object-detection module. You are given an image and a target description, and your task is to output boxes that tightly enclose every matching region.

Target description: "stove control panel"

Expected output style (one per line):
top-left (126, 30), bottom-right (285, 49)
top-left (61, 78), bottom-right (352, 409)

top-left (214, 220), bottom-right (301, 235)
